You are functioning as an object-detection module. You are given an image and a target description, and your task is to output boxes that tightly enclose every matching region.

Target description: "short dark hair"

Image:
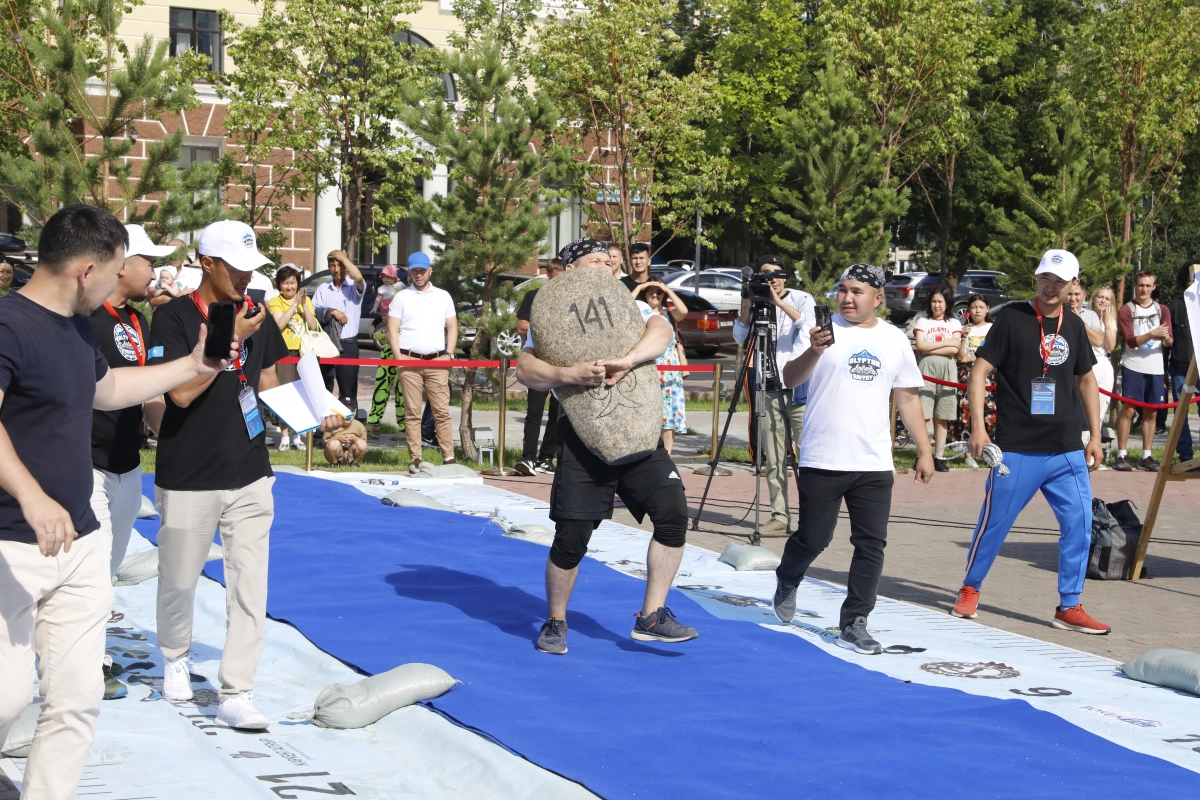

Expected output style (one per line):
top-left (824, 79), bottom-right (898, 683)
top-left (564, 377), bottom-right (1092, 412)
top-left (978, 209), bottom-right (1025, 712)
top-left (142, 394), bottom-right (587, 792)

top-left (925, 284), bottom-right (955, 318)
top-left (38, 205), bottom-right (127, 273)
top-left (629, 242), bottom-right (650, 255)
top-left (275, 265), bottom-right (302, 289)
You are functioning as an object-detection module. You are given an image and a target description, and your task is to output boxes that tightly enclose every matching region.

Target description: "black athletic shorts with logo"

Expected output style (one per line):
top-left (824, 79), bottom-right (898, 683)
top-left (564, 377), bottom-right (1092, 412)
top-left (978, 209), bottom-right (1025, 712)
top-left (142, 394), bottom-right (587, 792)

top-left (549, 414), bottom-right (684, 524)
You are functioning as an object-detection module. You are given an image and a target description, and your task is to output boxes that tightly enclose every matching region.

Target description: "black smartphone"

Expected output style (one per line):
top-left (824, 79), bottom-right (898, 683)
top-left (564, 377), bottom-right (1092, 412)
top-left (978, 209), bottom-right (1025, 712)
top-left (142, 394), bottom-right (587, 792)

top-left (203, 301), bottom-right (237, 359)
top-left (244, 303), bottom-right (262, 319)
top-left (814, 304), bottom-right (835, 345)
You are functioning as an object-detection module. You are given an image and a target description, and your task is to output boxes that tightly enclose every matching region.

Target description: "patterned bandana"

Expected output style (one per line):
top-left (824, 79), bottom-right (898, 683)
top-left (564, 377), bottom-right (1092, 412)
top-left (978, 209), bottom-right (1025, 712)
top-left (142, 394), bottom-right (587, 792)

top-left (558, 237), bottom-right (609, 266)
top-left (841, 263), bottom-right (887, 289)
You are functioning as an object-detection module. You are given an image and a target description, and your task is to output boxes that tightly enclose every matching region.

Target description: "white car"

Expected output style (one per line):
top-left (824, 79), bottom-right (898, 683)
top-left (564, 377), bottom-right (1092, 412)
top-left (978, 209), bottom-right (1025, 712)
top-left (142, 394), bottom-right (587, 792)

top-left (661, 270), bottom-right (743, 311)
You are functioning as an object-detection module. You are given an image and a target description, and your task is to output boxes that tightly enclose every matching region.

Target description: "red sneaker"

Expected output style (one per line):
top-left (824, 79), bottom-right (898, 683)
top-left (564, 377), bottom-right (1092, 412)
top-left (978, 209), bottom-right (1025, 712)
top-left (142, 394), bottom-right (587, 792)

top-left (951, 586), bottom-right (980, 619)
top-left (1052, 604), bottom-right (1111, 635)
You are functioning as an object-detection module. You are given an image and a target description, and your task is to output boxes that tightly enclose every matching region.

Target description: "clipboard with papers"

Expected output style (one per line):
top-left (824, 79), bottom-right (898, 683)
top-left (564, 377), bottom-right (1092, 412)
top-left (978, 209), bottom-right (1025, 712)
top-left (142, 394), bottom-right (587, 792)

top-left (259, 350), bottom-right (353, 434)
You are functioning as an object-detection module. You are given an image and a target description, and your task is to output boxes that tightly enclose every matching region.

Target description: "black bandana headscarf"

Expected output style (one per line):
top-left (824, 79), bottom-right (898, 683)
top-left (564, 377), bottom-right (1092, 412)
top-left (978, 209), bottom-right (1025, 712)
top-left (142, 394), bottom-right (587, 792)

top-left (558, 237), bottom-right (609, 266)
top-left (841, 263), bottom-right (887, 289)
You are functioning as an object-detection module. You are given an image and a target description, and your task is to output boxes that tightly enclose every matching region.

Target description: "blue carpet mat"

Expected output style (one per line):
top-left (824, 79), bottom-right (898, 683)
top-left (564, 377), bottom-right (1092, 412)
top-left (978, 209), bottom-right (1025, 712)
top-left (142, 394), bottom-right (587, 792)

top-left (136, 473), bottom-right (1200, 798)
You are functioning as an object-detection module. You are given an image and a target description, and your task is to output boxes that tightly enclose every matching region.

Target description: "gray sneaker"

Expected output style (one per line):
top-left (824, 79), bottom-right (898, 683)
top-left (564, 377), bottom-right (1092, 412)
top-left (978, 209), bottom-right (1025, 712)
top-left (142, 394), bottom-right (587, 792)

top-left (630, 607), bottom-right (698, 643)
top-left (536, 618), bottom-right (568, 654)
top-left (773, 578), bottom-right (798, 624)
top-left (837, 616), bottom-right (882, 655)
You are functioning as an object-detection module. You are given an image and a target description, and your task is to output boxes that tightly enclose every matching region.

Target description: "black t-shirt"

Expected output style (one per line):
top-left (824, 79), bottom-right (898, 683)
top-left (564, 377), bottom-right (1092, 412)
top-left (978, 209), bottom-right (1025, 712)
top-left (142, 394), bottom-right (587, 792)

top-left (517, 288), bottom-right (538, 323)
top-left (148, 296), bottom-right (287, 491)
top-left (975, 302), bottom-right (1096, 453)
top-left (1168, 297), bottom-right (1193, 372)
top-left (620, 275), bottom-right (642, 292)
top-left (0, 293), bottom-right (108, 543)
top-left (89, 304), bottom-right (155, 474)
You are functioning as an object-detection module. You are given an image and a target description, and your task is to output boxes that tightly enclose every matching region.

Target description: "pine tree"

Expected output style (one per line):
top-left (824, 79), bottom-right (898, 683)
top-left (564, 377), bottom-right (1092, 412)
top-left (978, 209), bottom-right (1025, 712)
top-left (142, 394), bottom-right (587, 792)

top-left (772, 64), bottom-right (908, 288)
top-left (0, 0), bottom-right (223, 242)
top-left (401, 32), bottom-right (570, 461)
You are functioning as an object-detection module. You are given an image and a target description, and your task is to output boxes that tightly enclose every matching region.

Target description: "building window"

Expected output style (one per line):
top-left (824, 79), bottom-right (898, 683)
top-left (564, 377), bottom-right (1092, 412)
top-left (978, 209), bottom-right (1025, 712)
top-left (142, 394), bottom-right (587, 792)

top-left (177, 143), bottom-right (220, 169)
top-left (170, 9), bottom-right (223, 75)
top-left (392, 30), bottom-right (457, 102)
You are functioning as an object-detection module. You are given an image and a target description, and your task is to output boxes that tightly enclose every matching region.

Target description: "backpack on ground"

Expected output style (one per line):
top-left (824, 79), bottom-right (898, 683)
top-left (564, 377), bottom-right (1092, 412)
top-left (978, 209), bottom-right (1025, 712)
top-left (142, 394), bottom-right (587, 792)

top-left (1088, 497), bottom-right (1147, 580)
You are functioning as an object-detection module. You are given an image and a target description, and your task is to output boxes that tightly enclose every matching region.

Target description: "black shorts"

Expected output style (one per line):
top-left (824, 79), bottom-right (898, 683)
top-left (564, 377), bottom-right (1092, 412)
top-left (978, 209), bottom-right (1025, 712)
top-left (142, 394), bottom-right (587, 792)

top-left (550, 414), bottom-right (682, 523)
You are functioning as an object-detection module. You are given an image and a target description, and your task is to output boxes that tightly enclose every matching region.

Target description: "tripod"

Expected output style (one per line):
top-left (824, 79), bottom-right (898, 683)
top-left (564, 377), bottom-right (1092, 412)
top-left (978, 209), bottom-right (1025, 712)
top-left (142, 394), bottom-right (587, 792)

top-left (692, 301), bottom-right (797, 546)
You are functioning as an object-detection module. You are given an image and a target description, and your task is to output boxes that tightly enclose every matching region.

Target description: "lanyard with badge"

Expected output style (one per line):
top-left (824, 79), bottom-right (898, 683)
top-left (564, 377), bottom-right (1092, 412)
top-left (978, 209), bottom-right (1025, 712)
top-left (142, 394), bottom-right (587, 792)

top-left (1031, 301), bottom-right (1063, 415)
top-left (102, 301), bottom-right (147, 366)
top-left (190, 291), bottom-right (265, 439)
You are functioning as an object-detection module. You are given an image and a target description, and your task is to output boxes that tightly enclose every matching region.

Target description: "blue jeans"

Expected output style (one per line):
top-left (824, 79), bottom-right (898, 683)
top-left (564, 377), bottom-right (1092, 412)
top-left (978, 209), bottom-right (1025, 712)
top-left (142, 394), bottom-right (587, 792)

top-left (1170, 369), bottom-right (1194, 461)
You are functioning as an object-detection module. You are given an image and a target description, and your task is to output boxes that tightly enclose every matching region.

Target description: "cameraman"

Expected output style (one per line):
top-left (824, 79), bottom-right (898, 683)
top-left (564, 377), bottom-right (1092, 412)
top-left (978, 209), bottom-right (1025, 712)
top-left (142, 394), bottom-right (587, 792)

top-left (732, 255), bottom-right (814, 534)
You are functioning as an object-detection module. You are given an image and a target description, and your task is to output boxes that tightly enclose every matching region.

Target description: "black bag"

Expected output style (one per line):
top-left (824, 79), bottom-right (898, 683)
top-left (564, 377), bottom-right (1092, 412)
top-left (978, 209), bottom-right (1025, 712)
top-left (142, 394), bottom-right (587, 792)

top-left (1088, 498), bottom-right (1146, 580)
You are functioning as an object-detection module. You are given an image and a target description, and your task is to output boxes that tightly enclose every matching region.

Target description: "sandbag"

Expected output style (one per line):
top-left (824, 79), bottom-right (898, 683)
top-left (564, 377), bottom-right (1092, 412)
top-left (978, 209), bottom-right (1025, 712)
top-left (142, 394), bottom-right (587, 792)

top-left (505, 523), bottom-right (555, 546)
top-left (137, 495), bottom-right (158, 519)
top-left (113, 543), bottom-right (223, 587)
top-left (412, 462), bottom-right (478, 479)
top-left (529, 268), bottom-right (661, 464)
top-left (1, 700), bottom-right (39, 757)
top-left (1120, 649), bottom-right (1200, 696)
top-left (380, 490), bottom-right (454, 511)
top-left (718, 542), bottom-right (781, 571)
top-left (289, 663), bottom-right (458, 729)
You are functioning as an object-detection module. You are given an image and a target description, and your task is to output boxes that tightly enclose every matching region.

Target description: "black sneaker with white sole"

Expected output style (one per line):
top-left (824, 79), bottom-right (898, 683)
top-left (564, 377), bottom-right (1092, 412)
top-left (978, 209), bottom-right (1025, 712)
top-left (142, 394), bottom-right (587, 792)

top-left (535, 460), bottom-right (556, 474)
top-left (837, 616), bottom-right (883, 655)
top-left (630, 607), bottom-right (698, 643)
top-left (773, 578), bottom-right (798, 624)
top-left (536, 618), bottom-right (568, 654)
top-left (514, 460), bottom-right (537, 477)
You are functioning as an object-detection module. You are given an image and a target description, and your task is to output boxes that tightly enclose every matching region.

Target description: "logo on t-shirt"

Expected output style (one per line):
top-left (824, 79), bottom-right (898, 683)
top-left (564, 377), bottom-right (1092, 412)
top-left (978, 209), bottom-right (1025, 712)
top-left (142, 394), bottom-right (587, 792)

top-left (112, 323), bottom-right (142, 363)
top-left (1043, 334), bottom-right (1069, 366)
top-left (223, 339), bottom-right (251, 371)
top-left (844, 349), bottom-right (883, 383)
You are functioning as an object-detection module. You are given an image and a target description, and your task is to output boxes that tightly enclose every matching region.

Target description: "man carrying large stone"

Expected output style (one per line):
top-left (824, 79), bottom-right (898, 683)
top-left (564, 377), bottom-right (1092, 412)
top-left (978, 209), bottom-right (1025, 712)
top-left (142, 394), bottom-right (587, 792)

top-left (517, 237), bottom-right (698, 655)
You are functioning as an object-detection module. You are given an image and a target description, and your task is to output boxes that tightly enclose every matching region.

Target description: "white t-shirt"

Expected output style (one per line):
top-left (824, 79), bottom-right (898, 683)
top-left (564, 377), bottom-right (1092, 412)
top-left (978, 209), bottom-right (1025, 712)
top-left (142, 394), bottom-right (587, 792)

top-left (731, 288), bottom-right (815, 377)
top-left (1120, 302), bottom-right (1165, 374)
top-left (912, 316), bottom-right (962, 345)
top-left (388, 283), bottom-right (456, 354)
top-left (799, 316), bottom-right (925, 472)
top-left (1077, 308), bottom-right (1107, 362)
top-left (962, 321), bottom-right (993, 358)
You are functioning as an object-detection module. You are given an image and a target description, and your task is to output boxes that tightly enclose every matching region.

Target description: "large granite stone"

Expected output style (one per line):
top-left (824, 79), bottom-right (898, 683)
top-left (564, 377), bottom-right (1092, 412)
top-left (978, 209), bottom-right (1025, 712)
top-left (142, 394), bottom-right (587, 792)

top-left (529, 268), bottom-right (662, 464)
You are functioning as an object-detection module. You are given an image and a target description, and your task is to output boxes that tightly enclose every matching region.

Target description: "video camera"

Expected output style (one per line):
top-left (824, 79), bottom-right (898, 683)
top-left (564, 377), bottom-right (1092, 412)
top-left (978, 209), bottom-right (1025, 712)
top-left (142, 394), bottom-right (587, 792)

top-left (740, 266), bottom-right (784, 304)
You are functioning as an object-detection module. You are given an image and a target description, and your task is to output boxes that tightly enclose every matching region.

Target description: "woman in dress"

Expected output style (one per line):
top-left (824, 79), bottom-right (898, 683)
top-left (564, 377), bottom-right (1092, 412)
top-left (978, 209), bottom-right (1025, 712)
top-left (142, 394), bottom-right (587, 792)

top-left (913, 285), bottom-right (962, 470)
top-left (635, 280), bottom-right (690, 454)
top-left (954, 293), bottom-right (995, 444)
top-left (1087, 285), bottom-right (1119, 429)
top-left (266, 264), bottom-right (319, 450)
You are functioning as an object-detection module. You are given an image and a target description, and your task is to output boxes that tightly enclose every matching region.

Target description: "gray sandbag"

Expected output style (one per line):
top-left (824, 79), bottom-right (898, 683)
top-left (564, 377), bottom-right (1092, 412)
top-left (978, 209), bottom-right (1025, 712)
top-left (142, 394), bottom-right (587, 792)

top-left (288, 663), bottom-right (458, 729)
top-left (718, 542), bottom-right (781, 571)
top-left (113, 543), bottom-right (223, 587)
top-left (380, 490), bottom-right (454, 511)
top-left (412, 462), bottom-right (479, 479)
top-left (1, 700), bottom-right (39, 757)
top-left (505, 523), bottom-right (555, 546)
top-left (137, 495), bottom-right (158, 519)
top-left (529, 267), bottom-right (661, 464)
top-left (1120, 649), bottom-right (1200, 696)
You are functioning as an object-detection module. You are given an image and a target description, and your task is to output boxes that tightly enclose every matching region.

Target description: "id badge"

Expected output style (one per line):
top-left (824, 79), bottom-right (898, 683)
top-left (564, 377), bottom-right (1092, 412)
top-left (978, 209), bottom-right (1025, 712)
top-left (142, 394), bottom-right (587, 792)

top-left (1030, 377), bottom-right (1055, 415)
top-left (239, 386), bottom-right (265, 439)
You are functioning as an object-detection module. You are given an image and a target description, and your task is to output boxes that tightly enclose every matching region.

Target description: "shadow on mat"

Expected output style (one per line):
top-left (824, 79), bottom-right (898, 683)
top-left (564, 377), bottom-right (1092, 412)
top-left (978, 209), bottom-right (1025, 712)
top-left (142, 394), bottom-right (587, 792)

top-left (386, 564), bottom-right (684, 657)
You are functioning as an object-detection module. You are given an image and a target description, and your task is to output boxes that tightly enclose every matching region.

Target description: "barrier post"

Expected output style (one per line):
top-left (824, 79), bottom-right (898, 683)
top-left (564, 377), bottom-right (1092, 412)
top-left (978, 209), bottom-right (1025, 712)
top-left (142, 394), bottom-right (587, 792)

top-left (481, 357), bottom-right (516, 476)
top-left (710, 364), bottom-right (722, 453)
top-left (305, 430), bottom-right (314, 472)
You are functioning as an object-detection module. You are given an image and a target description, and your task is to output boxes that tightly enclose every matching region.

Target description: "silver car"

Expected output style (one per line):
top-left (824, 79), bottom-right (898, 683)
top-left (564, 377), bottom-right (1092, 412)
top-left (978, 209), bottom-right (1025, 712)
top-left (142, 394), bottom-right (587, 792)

top-left (884, 272), bottom-right (928, 322)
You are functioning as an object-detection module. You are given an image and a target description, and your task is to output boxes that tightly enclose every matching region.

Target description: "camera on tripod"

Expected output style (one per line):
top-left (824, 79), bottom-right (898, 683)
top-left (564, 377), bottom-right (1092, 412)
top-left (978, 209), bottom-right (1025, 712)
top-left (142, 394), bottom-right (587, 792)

top-left (740, 266), bottom-right (782, 305)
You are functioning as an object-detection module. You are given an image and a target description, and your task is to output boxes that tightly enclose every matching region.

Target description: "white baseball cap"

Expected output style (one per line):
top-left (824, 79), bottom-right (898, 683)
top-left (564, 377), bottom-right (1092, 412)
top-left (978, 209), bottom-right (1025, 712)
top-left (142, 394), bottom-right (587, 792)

top-left (124, 225), bottom-right (176, 260)
top-left (196, 220), bottom-right (272, 272)
top-left (1035, 249), bottom-right (1080, 282)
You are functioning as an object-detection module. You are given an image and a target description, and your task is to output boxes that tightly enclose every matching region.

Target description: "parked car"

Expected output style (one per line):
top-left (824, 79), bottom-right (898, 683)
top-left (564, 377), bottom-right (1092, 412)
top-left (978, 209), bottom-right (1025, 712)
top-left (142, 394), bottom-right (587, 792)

top-left (661, 270), bottom-right (743, 311)
top-left (300, 265), bottom-right (403, 349)
top-left (0, 233), bottom-right (27, 253)
top-left (910, 270), bottom-right (1009, 323)
top-left (884, 272), bottom-right (928, 321)
top-left (672, 290), bottom-right (737, 357)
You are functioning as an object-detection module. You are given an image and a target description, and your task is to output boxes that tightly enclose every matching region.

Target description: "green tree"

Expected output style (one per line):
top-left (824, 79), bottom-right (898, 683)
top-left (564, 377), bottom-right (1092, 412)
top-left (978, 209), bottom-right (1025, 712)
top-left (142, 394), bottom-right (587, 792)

top-left (536, 0), bottom-right (730, 262)
top-left (772, 64), bottom-right (909, 287)
top-left (227, 0), bottom-right (437, 260)
top-left (402, 31), bottom-right (570, 460)
top-left (0, 0), bottom-right (223, 242)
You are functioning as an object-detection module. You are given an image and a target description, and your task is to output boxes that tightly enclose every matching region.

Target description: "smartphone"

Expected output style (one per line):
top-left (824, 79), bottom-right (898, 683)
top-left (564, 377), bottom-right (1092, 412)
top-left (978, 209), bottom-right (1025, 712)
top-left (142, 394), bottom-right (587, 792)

top-left (814, 304), bottom-right (835, 345)
top-left (203, 301), bottom-right (237, 359)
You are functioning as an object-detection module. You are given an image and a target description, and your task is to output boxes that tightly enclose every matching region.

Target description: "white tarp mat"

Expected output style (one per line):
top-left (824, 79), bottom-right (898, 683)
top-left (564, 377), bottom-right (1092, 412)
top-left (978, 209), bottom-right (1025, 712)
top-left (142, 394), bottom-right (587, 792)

top-left (1, 529), bottom-right (593, 799)
top-left (303, 468), bottom-right (1200, 775)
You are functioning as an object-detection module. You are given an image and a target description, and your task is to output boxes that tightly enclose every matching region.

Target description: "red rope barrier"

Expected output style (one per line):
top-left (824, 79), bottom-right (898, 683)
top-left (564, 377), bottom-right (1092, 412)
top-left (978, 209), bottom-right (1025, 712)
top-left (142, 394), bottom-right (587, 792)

top-left (919, 374), bottom-right (1197, 410)
top-left (277, 356), bottom-right (717, 373)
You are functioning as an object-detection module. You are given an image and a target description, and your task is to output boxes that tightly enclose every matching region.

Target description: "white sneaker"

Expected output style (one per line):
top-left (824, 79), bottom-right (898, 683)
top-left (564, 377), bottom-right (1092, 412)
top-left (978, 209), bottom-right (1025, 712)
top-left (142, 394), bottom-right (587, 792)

top-left (162, 656), bottom-right (193, 701)
top-left (214, 691), bottom-right (269, 730)
top-left (277, 436), bottom-right (291, 451)
top-left (292, 434), bottom-right (303, 448)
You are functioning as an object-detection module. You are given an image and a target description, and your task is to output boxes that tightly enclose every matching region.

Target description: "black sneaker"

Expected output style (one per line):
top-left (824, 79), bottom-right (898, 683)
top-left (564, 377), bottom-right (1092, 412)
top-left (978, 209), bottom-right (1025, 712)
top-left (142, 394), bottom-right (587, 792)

top-left (514, 460), bottom-right (537, 477)
top-left (1113, 454), bottom-right (1133, 471)
top-left (837, 616), bottom-right (882, 655)
top-left (1138, 456), bottom-right (1159, 472)
top-left (536, 618), bottom-right (568, 654)
top-left (773, 578), bottom-right (798, 624)
top-left (630, 607), bottom-right (698, 643)
top-left (934, 458), bottom-right (950, 472)
top-left (535, 460), bottom-right (556, 474)
top-left (102, 662), bottom-right (127, 700)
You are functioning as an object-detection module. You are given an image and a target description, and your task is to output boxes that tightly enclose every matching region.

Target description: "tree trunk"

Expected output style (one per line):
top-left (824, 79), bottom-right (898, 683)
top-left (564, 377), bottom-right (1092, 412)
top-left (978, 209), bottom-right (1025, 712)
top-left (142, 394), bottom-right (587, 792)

top-left (457, 271), bottom-right (496, 464)
top-left (940, 153), bottom-right (957, 292)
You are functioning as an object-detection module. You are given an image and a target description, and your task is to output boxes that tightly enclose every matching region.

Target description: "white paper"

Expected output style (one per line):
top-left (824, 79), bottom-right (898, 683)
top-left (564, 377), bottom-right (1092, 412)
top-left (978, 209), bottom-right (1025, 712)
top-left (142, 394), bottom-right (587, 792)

top-left (259, 351), bottom-right (352, 433)
top-left (1186, 272), bottom-right (1200, 374)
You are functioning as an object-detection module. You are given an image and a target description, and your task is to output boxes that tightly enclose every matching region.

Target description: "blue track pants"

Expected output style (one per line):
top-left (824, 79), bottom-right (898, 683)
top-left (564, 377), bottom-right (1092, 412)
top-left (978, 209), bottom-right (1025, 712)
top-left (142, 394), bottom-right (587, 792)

top-left (964, 450), bottom-right (1092, 608)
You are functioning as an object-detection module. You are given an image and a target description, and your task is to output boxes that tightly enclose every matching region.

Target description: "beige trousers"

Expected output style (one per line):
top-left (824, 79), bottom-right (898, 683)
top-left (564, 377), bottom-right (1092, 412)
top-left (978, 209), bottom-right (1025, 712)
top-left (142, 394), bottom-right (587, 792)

top-left (762, 390), bottom-right (805, 526)
top-left (399, 367), bottom-right (454, 460)
top-left (155, 476), bottom-right (274, 699)
top-left (0, 529), bottom-right (111, 800)
top-left (91, 466), bottom-right (143, 578)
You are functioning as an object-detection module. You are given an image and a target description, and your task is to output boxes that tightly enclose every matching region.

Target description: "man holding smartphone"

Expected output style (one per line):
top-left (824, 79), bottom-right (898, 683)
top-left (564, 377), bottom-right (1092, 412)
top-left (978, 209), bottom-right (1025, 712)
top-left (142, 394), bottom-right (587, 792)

top-left (148, 220), bottom-right (341, 730)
